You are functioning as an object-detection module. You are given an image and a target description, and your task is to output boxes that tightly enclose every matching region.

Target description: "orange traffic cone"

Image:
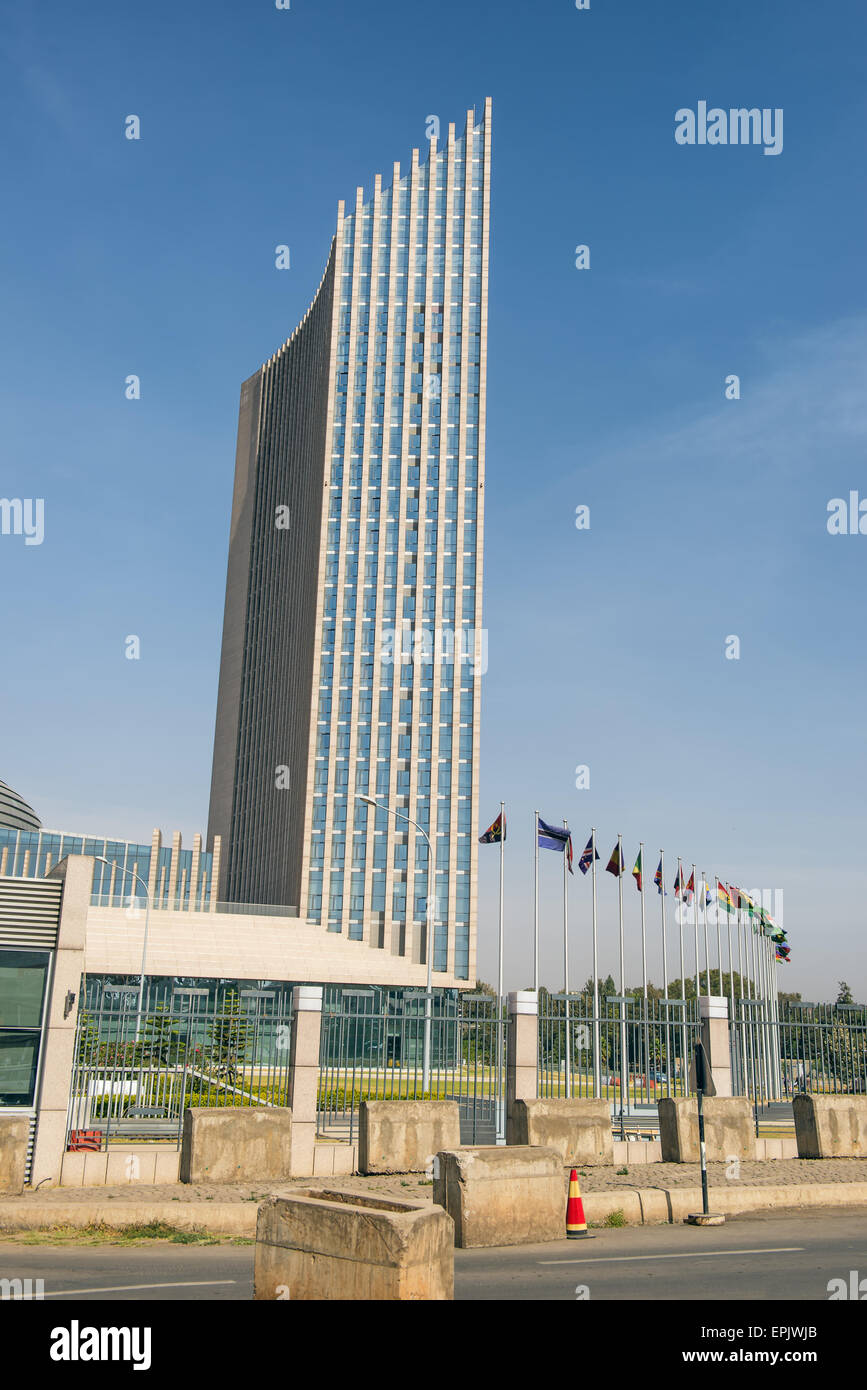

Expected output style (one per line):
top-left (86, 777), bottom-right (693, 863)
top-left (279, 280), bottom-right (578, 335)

top-left (566, 1168), bottom-right (590, 1239)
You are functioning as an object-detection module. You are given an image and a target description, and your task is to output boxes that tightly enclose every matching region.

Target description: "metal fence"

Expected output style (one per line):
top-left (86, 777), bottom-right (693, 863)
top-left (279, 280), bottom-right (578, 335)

top-left (731, 998), bottom-right (866, 1129)
top-left (317, 990), bottom-right (507, 1145)
top-left (538, 993), bottom-right (701, 1133)
top-left (66, 987), bottom-right (293, 1152)
top-left (778, 1002), bottom-right (867, 1100)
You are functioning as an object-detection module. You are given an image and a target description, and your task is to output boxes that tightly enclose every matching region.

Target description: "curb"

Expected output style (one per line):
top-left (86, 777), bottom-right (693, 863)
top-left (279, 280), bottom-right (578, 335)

top-left (1, 1182), bottom-right (866, 1237)
top-left (0, 1202), bottom-right (259, 1237)
top-left (584, 1181), bottom-right (867, 1226)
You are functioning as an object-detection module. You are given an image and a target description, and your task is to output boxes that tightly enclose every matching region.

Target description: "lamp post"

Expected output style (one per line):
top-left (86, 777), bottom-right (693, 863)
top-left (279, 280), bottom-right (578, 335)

top-left (93, 856), bottom-right (151, 1020)
top-left (356, 794), bottom-right (436, 1093)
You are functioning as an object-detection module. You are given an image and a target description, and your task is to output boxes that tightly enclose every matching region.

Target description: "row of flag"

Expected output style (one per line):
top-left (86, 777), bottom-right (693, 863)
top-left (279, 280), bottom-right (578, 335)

top-left (477, 810), bottom-right (791, 962)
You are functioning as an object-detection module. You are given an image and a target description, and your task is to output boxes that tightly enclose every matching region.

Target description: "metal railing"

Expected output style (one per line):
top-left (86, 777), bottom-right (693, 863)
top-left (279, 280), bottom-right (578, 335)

top-left (538, 992), bottom-right (701, 1131)
top-left (66, 988), bottom-right (293, 1152)
top-left (778, 1002), bottom-right (867, 1099)
top-left (317, 990), bottom-right (508, 1145)
top-left (730, 998), bottom-right (866, 1132)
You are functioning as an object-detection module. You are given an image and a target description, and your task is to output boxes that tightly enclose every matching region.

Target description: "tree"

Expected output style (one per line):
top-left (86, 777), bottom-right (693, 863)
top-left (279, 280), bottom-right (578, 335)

top-left (836, 981), bottom-right (854, 1005)
top-left (206, 990), bottom-right (251, 1090)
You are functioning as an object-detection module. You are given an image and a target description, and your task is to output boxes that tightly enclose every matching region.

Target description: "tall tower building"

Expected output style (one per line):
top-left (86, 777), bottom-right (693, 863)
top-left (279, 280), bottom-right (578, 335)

top-left (208, 100), bottom-right (491, 984)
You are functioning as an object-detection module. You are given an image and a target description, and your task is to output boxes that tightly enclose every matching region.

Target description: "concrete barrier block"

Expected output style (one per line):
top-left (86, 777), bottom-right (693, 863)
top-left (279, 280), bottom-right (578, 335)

top-left (358, 1100), bottom-right (460, 1174)
top-left (180, 1107), bottom-right (293, 1184)
top-left (508, 1099), bottom-right (613, 1165)
top-left (794, 1095), bottom-right (867, 1158)
top-left (658, 1097), bottom-right (755, 1162)
top-left (433, 1145), bottom-right (563, 1248)
top-left (0, 1116), bottom-right (29, 1194)
top-left (254, 1189), bottom-right (453, 1300)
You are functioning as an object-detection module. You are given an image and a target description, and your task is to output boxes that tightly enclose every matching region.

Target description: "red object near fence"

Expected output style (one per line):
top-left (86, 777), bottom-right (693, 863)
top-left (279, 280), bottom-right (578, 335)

top-left (67, 1130), bottom-right (102, 1152)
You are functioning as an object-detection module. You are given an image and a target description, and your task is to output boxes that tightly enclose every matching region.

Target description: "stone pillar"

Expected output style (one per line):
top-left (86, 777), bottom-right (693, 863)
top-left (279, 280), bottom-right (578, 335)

top-left (287, 985), bottom-right (323, 1176)
top-left (699, 995), bottom-right (732, 1097)
top-left (30, 856), bottom-right (90, 1187)
top-left (506, 990), bottom-right (538, 1145)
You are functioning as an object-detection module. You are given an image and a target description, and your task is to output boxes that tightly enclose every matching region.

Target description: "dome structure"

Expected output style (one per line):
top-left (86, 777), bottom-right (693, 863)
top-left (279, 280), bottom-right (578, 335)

top-left (0, 780), bottom-right (42, 832)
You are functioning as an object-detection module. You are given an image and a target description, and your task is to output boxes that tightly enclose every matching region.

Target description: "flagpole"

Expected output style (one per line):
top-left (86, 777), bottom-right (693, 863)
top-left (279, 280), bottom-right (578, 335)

top-left (694, 856), bottom-right (700, 1000)
top-left (533, 809), bottom-right (539, 994)
top-left (735, 892), bottom-right (746, 1095)
top-left (674, 856), bottom-right (685, 1094)
top-left (659, 849), bottom-right (671, 1099)
top-left (771, 942), bottom-right (782, 1100)
top-left (750, 906), bottom-right (761, 1112)
top-left (497, 802), bottom-right (505, 1012)
top-left (759, 922), bottom-right (771, 1104)
top-left (591, 826), bottom-right (600, 1099)
top-left (639, 842), bottom-right (649, 1106)
top-left (725, 883), bottom-right (735, 1034)
top-left (700, 872), bottom-right (711, 996)
top-left (757, 921), bottom-right (766, 1101)
top-left (497, 800), bottom-right (505, 1141)
top-left (563, 817), bottom-right (571, 1100)
top-left (715, 878), bottom-right (723, 990)
top-left (617, 834), bottom-right (625, 995)
top-left (617, 833), bottom-right (626, 1133)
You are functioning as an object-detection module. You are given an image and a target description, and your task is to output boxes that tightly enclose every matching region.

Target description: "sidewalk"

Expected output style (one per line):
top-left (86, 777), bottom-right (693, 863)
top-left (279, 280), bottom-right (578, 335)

top-left (2, 1160), bottom-right (867, 1234)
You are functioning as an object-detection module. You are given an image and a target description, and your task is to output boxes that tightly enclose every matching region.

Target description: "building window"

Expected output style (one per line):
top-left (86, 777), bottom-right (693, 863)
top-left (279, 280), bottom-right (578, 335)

top-left (0, 949), bottom-right (51, 1107)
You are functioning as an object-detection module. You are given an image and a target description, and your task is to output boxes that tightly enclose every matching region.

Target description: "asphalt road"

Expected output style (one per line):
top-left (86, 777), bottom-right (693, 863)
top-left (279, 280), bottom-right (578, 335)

top-left (453, 1207), bottom-right (867, 1301)
top-left (1, 1207), bottom-right (865, 1301)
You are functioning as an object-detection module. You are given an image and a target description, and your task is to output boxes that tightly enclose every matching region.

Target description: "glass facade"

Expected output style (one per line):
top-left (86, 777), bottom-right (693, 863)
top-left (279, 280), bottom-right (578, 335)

top-left (0, 827), bottom-right (214, 911)
top-left (209, 101), bottom-right (491, 984)
top-left (0, 948), bottom-right (50, 1106)
top-left (304, 104), bottom-right (490, 982)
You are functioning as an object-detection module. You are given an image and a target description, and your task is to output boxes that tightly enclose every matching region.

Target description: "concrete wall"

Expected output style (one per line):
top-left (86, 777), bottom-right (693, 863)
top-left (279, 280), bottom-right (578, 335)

top-left (699, 996), bottom-right (733, 1097)
top-left (180, 1107), bottom-right (293, 1184)
top-left (29, 857), bottom-right (89, 1188)
top-left (794, 1095), bottom-right (867, 1158)
top-left (433, 1146), bottom-right (564, 1248)
top-left (358, 1100), bottom-right (461, 1174)
top-left (658, 1097), bottom-right (756, 1162)
top-left (254, 1190), bottom-right (453, 1300)
top-left (509, 1099), bottom-right (613, 1166)
top-left (0, 1115), bottom-right (29, 1195)
top-left (84, 903), bottom-right (463, 988)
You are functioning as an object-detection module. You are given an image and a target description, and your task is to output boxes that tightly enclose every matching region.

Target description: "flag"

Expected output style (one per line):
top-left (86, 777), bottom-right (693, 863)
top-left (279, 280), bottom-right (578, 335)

top-left (776, 944), bottom-right (791, 962)
top-left (654, 858), bottom-right (666, 895)
top-left (674, 866), bottom-right (685, 899)
top-left (579, 836), bottom-right (600, 875)
top-left (685, 870), bottom-right (695, 906)
top-left (734, 887), bottom-right (756, 916)
top-left (632, 850), bottom-right (643, 892)
top-left (479, 810), bottom-right (505, 844)
top-left (606, 842), bottom-right (624, 877)
top-left (703, 880), bottom-right (714, 907)
top-left (538, 818), bottom-right (574, 874)
top-left (717, 881), bottom-right (734, 913)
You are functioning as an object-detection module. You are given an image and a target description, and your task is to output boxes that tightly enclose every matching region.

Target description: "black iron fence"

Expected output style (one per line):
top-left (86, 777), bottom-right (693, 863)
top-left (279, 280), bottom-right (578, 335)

top-left (537, 993), bottom-right (701, 1128)
top-left (317, 989), bottom-right (507, 1145)
top-left (66, 987), bottom-right (293, 1152)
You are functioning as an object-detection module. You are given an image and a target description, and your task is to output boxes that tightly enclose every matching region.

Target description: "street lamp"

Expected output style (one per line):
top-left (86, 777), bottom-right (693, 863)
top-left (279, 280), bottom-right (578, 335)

top-left (356, 794), bottom-right (437, 1094)
top-left (93, 856), bottom-right (151, 1020)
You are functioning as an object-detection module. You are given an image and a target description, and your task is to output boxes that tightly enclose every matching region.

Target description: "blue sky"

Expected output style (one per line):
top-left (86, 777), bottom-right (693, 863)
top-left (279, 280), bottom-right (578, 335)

top-left (1, 0), bottom-right (865, 999)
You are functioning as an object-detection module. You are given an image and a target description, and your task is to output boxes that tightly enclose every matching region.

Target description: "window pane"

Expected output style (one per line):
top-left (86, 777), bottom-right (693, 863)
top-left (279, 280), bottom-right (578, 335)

top-left (0, 950), bottom-right (50, 1027)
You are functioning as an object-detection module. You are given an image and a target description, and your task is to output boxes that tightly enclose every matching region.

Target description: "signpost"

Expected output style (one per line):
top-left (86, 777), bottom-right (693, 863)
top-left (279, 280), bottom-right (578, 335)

top-left (686, 1041), bottom-right (725, 1227)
